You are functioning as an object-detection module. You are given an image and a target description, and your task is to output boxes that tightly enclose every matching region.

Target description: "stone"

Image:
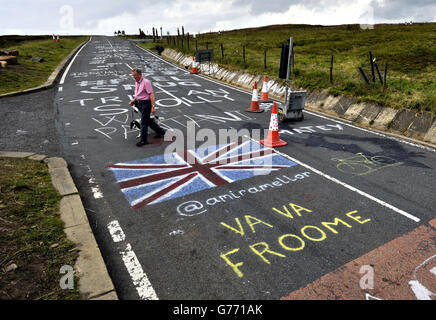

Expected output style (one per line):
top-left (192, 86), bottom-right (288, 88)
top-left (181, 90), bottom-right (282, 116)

top-left (90, 291), bottom-right (119, 300)
top-left (60, 194), bottom-right (89, 228)
top-left (64, 223), bottom-right (116, 299)
top-left (405, 111), bottom-right (434, 139)
top-left (0, 61), bottom-right (7, 68)
top-left (423, 121), bottom-right (436, 145)
top-left (5, 264), bottom-right (18, 273)
top-left (390, 109), bottom-right (416, 132)
top-left (32, 56), bottom-right (44, 62)
top-left (371, 107), bottom-right (398, 130)
top-left (332, 96), bottom-right (353, 116)
top-left (28, 154), bottom-right (47, 161)
top-left (0, 151), bottom-right (35, 158)
top-left (44, 157), bottom-right (67, 169)
top-left (355, 103), bottom-right (383, 126)
top-left (48, 167), bottom-right (78, 196)
top-left (343, 103), bottom-right (366, 122)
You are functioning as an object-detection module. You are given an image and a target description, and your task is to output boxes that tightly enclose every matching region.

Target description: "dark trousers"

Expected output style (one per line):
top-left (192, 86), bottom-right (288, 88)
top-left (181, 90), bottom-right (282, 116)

top-left (136, 100), bottom-right (165, 141)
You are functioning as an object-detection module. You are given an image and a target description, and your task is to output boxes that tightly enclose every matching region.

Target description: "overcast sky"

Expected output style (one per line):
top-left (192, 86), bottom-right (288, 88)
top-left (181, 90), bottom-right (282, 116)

top-left (1, 0), bottom-right (435, 35)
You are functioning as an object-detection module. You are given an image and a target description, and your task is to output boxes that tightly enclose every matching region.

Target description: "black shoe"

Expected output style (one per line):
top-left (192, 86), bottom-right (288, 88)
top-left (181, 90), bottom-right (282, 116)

top-left (136, 140), bottom-right (149, 147)
top-left (154, 130), bottom-right (166, 138)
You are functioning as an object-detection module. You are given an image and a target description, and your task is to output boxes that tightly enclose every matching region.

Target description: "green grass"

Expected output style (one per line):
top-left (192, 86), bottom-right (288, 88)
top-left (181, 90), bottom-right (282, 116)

top-left (0, 36), bottom-right (88, 95)
top-left (139, 23), bottom-right (436, 114)
top-left (0, 157), bottom-right (80, 300)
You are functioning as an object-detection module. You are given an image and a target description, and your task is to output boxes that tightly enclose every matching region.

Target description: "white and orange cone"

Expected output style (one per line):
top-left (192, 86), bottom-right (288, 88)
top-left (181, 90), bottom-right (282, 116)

top-left (260, 102), bottom-right (287, 147)
top-left (191, 56), bottom-right (198, 74)
top-left (260, 75), bottom-right (269, 102)
top-left (52, 34), bottom-right (56, 42)
top-left (56, 34), bottom-right (60, 42)
top-left (245, 81), bottom-right (264, 113)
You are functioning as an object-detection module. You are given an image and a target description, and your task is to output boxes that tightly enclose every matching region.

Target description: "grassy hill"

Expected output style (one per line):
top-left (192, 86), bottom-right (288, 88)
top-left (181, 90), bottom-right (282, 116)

top-left (0, 36), bottom-right (88, 95)
top-left (141, 23), bottom-right (436, 113)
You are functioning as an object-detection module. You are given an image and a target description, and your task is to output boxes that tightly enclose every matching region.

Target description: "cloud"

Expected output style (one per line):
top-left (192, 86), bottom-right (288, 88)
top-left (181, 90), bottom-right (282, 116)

top-left (0, 0), bottom-right (434, 35)
top-left (370, 0), bottom-right (436, 22)
top-left (232, 0), bottom-right (350, 15)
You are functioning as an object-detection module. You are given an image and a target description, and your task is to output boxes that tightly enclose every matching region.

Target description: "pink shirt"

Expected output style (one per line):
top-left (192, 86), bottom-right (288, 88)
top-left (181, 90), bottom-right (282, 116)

top-left (134, 77), bottom-right (153, 101)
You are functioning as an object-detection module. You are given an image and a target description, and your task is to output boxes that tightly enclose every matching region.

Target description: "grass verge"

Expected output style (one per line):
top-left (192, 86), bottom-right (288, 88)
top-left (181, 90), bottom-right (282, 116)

top-left (0, 157), bottom-right (80, 300)
top-left (0, 36), bottom-right (88, 95)
top-left (138, 23), bottom-right (436, 114)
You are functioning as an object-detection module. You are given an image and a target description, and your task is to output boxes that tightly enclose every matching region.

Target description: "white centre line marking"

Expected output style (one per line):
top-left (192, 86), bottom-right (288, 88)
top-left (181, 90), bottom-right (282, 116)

top-left (107, 220), bottom-right (159, 300)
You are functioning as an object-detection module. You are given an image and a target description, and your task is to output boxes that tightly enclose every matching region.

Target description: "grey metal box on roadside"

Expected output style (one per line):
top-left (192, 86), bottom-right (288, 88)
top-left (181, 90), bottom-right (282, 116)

top-left (195, 49), bottom-right (214, 63)
top-left (287, 91), bottom-right (306, 110)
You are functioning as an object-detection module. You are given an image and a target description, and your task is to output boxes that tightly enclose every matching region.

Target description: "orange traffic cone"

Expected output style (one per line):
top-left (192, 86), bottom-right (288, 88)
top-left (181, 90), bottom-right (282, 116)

top-left (260, 102), bottom-right (287, 147)
top-left (245, 81), bottom-right (264, 113)
top-left (57, 35), bottom-right (60, 42)
top-left (191, 57), bottom-right (198, 74)
top-left (52, 34), bottom-right (56, 42)
top-left (260, 75), bottom-right (269, 101)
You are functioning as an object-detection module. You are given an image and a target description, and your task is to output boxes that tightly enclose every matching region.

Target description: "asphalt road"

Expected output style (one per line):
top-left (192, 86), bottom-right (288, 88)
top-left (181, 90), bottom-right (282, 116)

top-left (3, 35), bottom-right (435, 300)
top-left (0, 86), bottom-right (60, 156)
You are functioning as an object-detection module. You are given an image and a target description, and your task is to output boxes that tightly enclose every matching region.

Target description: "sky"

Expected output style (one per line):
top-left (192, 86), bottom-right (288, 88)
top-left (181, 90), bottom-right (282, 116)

top-left (1, 0), bottom-right (435, 36)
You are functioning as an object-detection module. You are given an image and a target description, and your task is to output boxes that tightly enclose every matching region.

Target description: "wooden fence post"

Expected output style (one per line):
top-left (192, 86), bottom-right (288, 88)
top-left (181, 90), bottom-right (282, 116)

top-left (330, 55), bottom-right (334, 84)
top-left (264, 49), bottom-right (267, 69)
top-left (383, 63), bottom-right (388, 89)
top-left (374, 62), bottom-right (383, 85)
top-left (358, 67), bottom-right (370, 84)
top-left (369, 51), bottom-right (375, 82)
top-left (220, 44), bottom-right (224, 60)
top-left (243, 45), bottom-right (246, 64)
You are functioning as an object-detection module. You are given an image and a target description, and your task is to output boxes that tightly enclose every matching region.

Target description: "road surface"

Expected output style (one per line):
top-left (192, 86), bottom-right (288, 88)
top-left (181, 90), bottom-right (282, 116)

top-left (54, 36), bottom-right (436, 300)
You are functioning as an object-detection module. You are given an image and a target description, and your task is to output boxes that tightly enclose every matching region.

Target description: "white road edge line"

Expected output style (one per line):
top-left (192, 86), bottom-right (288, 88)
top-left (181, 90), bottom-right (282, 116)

top-left (120, 243), bottom-right (159, 300)
top-left (107, 219), bottom-right (159, 300)
top-left (107, 220), bottom-right (126, 243)
top-left (137, 44), bottom-right (435, 153)
top-left (59, 37), bottom-right (92, 85)
top-left (244, 135), bottom-right (421, 223)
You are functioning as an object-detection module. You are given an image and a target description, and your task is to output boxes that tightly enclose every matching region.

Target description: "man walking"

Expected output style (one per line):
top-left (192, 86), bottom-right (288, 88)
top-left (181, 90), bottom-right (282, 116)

top-left (129, 68), bottom-right (166, 147)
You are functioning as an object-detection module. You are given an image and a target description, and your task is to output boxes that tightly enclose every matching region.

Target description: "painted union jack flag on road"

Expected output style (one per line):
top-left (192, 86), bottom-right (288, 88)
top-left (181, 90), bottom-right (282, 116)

top-left (107, 140), bottom-right (297, 209)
